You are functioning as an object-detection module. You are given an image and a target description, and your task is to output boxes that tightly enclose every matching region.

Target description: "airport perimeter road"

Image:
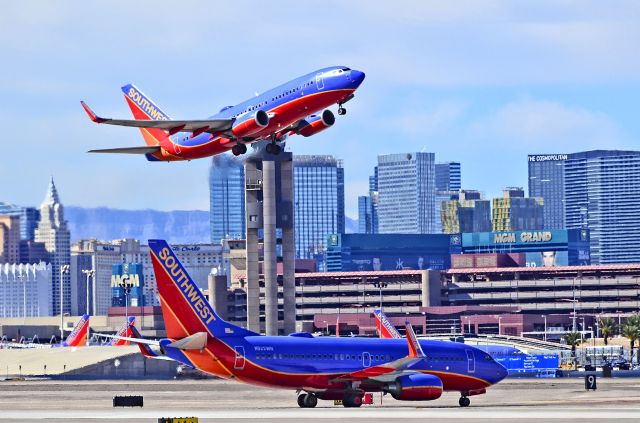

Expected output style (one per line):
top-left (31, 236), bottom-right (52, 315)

top-left (0, 378), bottom-right (639, 422)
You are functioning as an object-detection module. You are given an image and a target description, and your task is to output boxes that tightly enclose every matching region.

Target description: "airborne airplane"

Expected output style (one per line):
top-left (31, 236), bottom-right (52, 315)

top-left (81, 67), bottom-right (365, 161)
top-left (110, 240), bottom-right (508, 408)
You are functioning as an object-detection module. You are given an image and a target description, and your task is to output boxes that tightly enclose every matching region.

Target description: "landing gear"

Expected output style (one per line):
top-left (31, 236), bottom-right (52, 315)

top-left (297, 392), bottom-right (317, 408)
top-left (458, 396), bottom-right (470, 407)
top-left (231, 143), bottom-right (247, 156)
top-left (265, 142), bottom-right (281, 155)
top-left (337, 106), bottom-right (346, 115)
top-left (342, 393), bottom-right (363, 408)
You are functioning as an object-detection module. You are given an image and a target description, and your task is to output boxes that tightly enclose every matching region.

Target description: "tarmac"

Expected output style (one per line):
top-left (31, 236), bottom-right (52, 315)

top-left (0, 377), bottom-right (639, 422)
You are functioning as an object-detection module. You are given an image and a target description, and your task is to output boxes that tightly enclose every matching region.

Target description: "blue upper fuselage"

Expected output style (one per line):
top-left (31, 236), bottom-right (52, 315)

top-left (170, 66), bottom-right (365, 147)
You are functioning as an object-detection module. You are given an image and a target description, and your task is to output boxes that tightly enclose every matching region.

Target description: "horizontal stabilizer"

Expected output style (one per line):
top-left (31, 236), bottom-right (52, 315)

top-left (88, 146), bottom-right (161, 154)
top-left (167, 332), bottom-right (208, 350)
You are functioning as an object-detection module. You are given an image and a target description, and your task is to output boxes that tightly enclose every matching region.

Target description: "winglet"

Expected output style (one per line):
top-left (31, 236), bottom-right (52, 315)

top-left (405, 321), bottom-right (425, 358)
top-left (80, 101), bottom-right (107, 123)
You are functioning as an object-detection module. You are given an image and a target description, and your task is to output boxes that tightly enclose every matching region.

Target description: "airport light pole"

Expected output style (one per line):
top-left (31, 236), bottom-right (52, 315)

top-left (17, 272), bottom-right (26, 322)
top-left (542, 315), bottom-right (547, 342)
top-left (373, 281), bottom-right (388, 311)
top-left (59, 264), bottom-right (70, 341)
top-left (497, 316), bottom-right (503, 336)
top-left (81, 269), bottom-right (95, 315)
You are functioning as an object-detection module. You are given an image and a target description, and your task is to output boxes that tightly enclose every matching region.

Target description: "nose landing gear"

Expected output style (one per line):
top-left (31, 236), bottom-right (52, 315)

top-left (337, 106), bottom-right (346, 115)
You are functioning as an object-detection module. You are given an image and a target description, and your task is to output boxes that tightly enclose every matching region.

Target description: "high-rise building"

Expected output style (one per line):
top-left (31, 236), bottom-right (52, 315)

top-left (492, 187), bottom-right (544, 232)
top-left (72, 238), bottom-right (225, 314)
top-left (0, 215), bottom-right (20, 264)
top-left (0, 262), bottom-right (52, 317)
top-left (0, 203), bottom-right (40, 241)
top-left (34, 178), bottom-right (71, 315)
top-left (435, 162), bottom-right (461, 191)
top-left (565, 150), bottom-right (640, 264)
top-left (441, 190), bottom-right (491, 234)
top-left (377, 152), bottom-right (436, 234)
top-left (209, 154), bottom-right (245, 243)
top-left (528, 154), bottom-right (567, 229)
top-left (358, 196), bottom-right (373, 233)
top-left (294, 155), bottom-right (345, 262)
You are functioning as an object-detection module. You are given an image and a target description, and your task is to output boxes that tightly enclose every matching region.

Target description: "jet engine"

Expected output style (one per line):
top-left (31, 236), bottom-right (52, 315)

top-left (298, 109), bottom-right (335, 137)
top-left (231, 110), bottom-right (269, 137)
top-left (386, 373), bottom-right (443, 401)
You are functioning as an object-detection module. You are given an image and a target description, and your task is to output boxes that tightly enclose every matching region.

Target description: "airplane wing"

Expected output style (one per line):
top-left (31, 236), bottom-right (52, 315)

top-left (96, 333), bottom-right (160, 346)
top-left (332, 322), bottom-right (425, 383)
top-left (88, 146), bottom-right (161, 154)
top-left (81, 101), bottom-right (234, 134)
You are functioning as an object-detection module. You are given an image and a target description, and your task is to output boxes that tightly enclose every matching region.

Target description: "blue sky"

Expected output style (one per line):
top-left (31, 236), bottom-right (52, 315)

top-left (1, 1), bottom-right (639, 217)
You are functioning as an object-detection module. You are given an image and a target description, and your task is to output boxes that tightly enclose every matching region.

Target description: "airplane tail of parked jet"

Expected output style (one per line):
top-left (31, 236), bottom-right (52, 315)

top-left (373, 309), bottom-right (402, 339)
top-left (109, 316), bottom-right (135, 346)
top-left (56, 314), bottom-right (90, 347)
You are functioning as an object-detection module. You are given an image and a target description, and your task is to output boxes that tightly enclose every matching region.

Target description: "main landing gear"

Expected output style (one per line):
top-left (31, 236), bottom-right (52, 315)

top-left (342, 393), bottom-right (363, 408)
top-left (231, 143), bottom-right (247, 156)
top-left (265, 142), bottom-right (281, 155)
top-left (297, 392), bottom-right (318, 408)
top-left (458, 395), bottom-right (471, 407)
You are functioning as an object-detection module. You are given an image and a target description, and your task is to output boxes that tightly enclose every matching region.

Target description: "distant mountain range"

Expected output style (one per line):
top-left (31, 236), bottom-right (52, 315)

top-left (66, 206), bottom-right (358, 243)
top-left (66, 207), bottom-right (210, 244)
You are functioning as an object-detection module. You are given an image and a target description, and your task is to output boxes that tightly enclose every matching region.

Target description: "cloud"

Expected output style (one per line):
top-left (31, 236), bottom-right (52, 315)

top-left (470, 99), bottom-right (626, 151)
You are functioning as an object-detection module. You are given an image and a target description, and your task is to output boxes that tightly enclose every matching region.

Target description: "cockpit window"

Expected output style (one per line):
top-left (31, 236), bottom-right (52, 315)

top-left (342, 67), bottom-right (351, 71)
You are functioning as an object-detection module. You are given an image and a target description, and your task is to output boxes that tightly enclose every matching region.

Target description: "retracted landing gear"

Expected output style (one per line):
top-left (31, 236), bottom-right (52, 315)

top-left (297, 392), bottom-right (318, 408)
top-left (231, 143), bottom-right (247, 156)
top-left (342, 393), bottom-right (363, 408)
top-left (458, 395), bottom-right (470, 407)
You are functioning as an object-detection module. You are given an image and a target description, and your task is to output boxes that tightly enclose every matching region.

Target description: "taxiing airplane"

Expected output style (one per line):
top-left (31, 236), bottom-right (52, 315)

top-left (81, 67), bottom-right (365, 161)
top-left (111, 240), bottom-right (507, 408)
top-left (54, 314), bottom-right (90, 348)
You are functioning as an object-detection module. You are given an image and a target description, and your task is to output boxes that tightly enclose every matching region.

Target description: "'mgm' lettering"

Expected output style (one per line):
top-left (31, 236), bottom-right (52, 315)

top-left (158, 247), bottom-right (216, 325)
top-left (128, 88), bottom-right (168, 121)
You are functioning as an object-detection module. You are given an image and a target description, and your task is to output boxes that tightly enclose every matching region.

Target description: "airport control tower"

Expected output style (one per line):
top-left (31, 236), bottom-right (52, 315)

top-left (244, 149), bottom-right (296, 335)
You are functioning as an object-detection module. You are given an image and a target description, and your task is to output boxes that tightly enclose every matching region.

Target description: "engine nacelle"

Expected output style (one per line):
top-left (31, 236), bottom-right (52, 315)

top-left (387, 374), bottom-right (443, 401)
top-left (231, 110), bottom-right (269, 138)
top-left (298, 109), bottom-right (335, 137)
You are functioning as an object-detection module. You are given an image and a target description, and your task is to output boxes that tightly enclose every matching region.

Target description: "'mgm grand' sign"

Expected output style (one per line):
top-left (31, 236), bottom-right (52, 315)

top-left (494, 231), bottom-right (553, 244)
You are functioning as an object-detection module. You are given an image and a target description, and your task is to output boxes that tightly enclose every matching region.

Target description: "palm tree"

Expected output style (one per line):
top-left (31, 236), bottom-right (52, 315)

top-left (621, 318), bottom-right (640, 366)
top-left (598, 318), bottom-right (615, 346)
top-left (564, 331), bottom-right (581, 363)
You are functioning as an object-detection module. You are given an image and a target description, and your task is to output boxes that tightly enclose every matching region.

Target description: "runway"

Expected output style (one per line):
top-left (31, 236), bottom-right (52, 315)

top-left (0, 378), bottom-right (639, 422)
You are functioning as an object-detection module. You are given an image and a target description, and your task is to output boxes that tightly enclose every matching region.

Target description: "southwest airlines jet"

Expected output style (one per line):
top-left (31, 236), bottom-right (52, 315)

top-left (112, 240), bottom-right (507, 408)
top-left (54, 314), bottom-right (90, 348)
top-left (107, 316), bottom-right (135, 346)
top-left (81, 67), bottom-right (365, 161)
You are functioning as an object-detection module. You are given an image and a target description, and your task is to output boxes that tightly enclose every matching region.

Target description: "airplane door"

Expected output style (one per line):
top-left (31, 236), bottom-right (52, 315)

top-left (315, 73), bottom-right (324, 90)
top-left (362, 352), bottom-right (371, 367)
top-left (234, 346), bottom-right (245, 370)
top-left (465, 349), bottom-right (475, 373)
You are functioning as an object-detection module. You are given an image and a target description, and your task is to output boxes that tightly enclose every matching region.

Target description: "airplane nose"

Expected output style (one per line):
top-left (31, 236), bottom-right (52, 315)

top-left (350, 70), bottom-right (365, 87)
top-left (495, 363), bottom-right (508, 383)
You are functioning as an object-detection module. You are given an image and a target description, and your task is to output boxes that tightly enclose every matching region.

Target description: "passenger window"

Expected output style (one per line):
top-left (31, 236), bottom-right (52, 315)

top-left (358, 355), bottom-right (362, 360)
top-left (340, 354), bottom-right (344, 360)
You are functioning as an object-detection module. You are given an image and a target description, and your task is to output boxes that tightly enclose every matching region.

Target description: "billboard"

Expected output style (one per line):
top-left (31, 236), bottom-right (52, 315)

top-left (111, 263), bottom-right (145, 307)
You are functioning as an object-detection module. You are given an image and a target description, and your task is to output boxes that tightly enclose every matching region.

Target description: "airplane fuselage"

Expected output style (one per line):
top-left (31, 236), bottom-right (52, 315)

top-left (162, 334), bottom-right (507, 394)
top-left (146, 67), bottom-right (364, 161)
